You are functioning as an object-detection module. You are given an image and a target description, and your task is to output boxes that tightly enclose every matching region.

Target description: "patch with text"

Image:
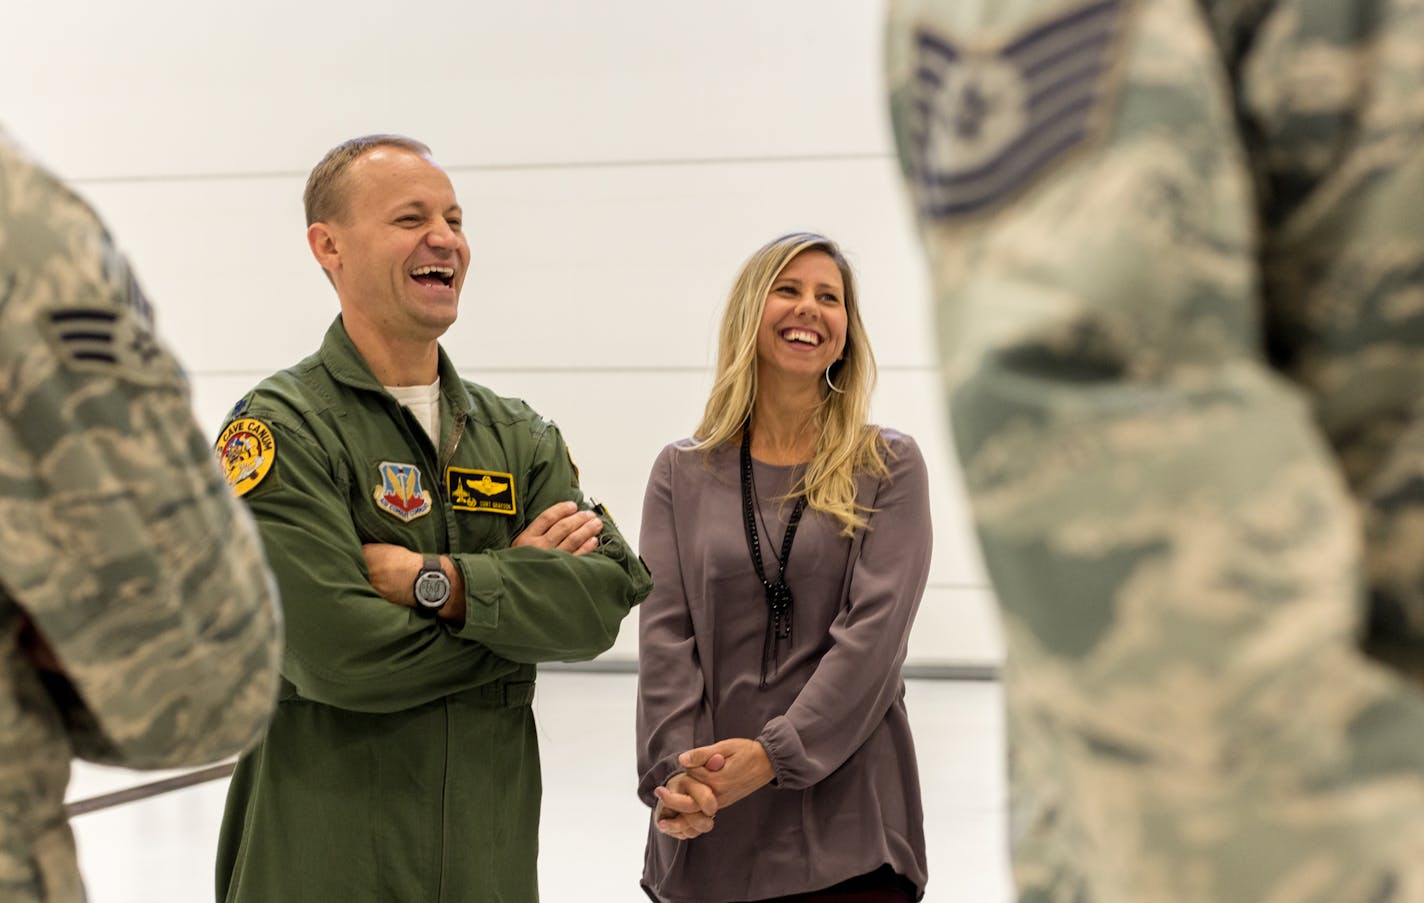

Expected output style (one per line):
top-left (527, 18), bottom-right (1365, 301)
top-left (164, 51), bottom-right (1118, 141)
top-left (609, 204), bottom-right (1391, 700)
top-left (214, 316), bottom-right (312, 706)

top-left (447, 467), bottom-right (517, 516)
top-left (217, 418), bottom-right (276, 497)
top-left (374, 461), bottom-right (433, 522)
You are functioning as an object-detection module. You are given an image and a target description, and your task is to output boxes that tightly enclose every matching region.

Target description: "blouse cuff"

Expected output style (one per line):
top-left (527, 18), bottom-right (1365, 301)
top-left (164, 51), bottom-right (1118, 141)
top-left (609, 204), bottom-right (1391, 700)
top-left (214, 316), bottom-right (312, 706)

top-left (639, 757), bottom-right (686, 806)
top-left (757, 715), bottom-right (810, 790)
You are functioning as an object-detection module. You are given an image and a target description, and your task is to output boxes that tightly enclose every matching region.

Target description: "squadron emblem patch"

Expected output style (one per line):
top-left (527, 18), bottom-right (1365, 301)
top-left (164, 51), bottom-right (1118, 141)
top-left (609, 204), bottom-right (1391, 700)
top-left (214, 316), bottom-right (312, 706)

top-left (447, 467), bottom-right (517, 515)
top-left (217, 418), bottom-right (276, 497)
top-left (375, 462), bottom-right (433, 522)
top-left (907, 0), bottom-right (1126, 219)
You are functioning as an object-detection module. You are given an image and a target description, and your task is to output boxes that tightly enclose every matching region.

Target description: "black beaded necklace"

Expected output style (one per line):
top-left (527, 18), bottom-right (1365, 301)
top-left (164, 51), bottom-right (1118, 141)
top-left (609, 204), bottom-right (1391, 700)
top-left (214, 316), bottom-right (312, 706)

top-left (740, 425), bottom-right (808, 689)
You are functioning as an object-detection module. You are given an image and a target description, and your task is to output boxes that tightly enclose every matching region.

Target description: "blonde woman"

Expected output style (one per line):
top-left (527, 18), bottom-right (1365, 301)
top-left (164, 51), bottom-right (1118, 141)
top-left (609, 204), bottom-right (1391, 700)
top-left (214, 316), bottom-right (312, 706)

top-left (636, 233), bottom-right (932, 902)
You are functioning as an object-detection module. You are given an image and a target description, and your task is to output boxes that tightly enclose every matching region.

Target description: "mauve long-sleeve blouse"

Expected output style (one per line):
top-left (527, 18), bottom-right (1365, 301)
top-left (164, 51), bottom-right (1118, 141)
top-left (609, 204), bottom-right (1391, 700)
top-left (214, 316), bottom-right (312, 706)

top-left (635, 430), bottom-right (932, 903)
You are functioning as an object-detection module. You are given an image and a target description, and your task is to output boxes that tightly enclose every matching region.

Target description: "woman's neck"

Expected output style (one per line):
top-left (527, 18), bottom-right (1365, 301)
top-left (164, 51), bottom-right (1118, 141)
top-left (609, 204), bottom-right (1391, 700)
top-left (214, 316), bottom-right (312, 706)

top-left (749, 384), bottom-right (820, 465)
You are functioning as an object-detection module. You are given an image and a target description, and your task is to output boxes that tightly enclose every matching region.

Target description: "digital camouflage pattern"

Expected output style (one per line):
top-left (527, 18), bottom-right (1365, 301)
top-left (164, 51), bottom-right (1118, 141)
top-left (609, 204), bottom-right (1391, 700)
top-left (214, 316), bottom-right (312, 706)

top-left (0, 129), bottom-right (282, 902)
top-left (887, 1), bottom-right (1424, 900)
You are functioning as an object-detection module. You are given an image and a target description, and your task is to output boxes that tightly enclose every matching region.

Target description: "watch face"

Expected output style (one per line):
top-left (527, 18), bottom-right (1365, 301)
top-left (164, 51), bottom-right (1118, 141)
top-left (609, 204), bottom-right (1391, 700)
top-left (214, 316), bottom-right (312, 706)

top-left (414, 571), bottom-right (451, 607)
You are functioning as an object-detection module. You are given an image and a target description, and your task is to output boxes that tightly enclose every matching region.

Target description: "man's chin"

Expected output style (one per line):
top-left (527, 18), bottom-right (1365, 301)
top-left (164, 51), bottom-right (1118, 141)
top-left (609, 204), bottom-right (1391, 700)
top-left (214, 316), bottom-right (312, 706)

top-left (409, 296), bottom-right (460, 330)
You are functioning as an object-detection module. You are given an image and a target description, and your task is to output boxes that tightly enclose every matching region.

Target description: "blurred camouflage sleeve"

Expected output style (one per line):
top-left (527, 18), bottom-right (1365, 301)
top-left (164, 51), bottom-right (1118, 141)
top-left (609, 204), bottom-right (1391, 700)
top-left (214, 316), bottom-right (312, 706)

top-left (1221, 1), bottom-right (1424, 670)
top-left (888, 1), bottom-right (1424, 900)
top-left (0, 132), bottom-right (282, 768)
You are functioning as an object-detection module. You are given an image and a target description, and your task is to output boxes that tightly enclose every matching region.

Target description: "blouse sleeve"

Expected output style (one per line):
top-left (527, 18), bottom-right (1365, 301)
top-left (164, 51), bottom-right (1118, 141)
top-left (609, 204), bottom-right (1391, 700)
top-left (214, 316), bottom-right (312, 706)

top-left (756, 433), bottom-right (933, 789)
top-left (634, 443), bottom-right (712, 806)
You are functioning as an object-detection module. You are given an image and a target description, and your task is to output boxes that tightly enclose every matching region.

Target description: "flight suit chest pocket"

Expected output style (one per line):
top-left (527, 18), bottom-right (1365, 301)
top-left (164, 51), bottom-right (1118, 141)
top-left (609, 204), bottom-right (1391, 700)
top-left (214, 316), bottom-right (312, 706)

top-left (445, 464), bottom-right (521, 551)
top-left (352, 458), bottom-right (442, 546)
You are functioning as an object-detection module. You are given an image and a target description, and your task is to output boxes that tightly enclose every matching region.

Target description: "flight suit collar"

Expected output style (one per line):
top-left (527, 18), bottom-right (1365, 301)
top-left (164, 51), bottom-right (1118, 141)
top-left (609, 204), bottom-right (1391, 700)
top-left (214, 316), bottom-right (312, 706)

top-left (317, 316), bottom-right (477, 417)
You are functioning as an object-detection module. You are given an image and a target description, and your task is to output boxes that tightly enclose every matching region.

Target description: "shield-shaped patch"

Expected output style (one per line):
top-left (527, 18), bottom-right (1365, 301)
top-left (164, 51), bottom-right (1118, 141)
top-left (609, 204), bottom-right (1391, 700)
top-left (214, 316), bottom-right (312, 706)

top-left (374, 461), bottom-right (433, 522)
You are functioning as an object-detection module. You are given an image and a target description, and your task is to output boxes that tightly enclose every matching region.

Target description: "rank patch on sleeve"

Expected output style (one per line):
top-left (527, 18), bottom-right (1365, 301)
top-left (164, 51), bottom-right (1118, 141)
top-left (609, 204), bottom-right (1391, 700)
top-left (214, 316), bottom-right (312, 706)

top-left (44, 305), bottom-right (182, 387)
top-left (447, 467), bottom-right (517, 516)
top-left (217, 418), bottom-right (276, 497)
top-left (907, 0), bottom-right (1126, 220)
top-left (374, 462), bottom-right (433, 522)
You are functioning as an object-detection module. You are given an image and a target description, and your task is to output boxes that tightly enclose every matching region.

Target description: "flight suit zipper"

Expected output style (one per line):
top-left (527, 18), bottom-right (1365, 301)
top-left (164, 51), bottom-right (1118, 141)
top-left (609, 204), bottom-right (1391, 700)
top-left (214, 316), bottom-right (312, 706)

top-left (437, 410), bottom-right (467, 553)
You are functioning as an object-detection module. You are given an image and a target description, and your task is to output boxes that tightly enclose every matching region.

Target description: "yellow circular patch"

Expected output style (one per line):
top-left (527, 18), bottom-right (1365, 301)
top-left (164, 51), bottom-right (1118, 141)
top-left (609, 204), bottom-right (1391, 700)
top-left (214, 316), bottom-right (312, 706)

top-left (216, 418), bottom-right (276, 497)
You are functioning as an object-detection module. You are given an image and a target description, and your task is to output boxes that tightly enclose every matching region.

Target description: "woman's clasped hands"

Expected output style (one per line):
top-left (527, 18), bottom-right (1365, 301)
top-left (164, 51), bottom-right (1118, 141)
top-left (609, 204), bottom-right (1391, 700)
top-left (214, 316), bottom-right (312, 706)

top-left (652, 738), bottom-right (776, 841)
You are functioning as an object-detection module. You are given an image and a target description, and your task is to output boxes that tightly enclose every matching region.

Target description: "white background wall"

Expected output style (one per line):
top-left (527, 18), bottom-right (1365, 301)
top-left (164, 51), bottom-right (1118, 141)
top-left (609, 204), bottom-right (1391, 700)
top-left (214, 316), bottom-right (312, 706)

top-left (0, 0), bottom-right (1000, 668)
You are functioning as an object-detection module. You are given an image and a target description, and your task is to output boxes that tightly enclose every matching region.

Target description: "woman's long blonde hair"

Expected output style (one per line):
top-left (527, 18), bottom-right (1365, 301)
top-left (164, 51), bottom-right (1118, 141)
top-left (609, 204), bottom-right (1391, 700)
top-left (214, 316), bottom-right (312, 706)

top-left (693, 232), bottom-right (889, 536)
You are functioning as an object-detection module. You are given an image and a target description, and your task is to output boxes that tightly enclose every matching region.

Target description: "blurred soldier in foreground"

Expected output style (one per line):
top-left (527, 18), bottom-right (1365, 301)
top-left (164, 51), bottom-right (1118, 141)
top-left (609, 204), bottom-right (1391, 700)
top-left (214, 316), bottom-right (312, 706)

top-left (887, 1), bottom-right (1424, 900)
top-left (0, 128), bottom-right (283, 902)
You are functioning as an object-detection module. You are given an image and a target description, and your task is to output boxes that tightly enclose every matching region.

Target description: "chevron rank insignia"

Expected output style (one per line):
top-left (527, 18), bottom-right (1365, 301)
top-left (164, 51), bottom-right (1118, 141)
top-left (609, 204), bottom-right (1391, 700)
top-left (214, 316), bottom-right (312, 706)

top-left (907, 0), bottom-right (1127, 220)
top-left (43, 303), bottom-right (181, 387)
top-left (447, 466), bottom-right (517, 515)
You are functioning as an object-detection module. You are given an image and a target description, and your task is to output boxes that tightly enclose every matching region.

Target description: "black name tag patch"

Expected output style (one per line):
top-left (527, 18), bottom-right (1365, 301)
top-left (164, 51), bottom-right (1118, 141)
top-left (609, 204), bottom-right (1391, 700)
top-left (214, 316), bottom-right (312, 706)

top-left (447, 467), bottom-right (517, 515)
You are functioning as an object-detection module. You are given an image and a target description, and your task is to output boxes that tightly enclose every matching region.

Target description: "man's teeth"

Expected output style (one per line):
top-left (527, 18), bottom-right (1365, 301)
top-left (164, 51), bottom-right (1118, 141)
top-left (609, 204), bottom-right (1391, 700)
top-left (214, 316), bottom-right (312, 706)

top-left (411, 265), bottom-right (455, 278)
top-left (782, 329), bottom-right (821, 346)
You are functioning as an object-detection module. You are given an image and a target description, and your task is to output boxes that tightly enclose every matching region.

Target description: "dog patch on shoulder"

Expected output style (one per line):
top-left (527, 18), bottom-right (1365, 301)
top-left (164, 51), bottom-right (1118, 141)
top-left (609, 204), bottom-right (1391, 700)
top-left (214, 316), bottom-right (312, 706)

top-left (217, 418), bottom-right (277, 497)
top-left (907, 0), bottom-right (1128, 220)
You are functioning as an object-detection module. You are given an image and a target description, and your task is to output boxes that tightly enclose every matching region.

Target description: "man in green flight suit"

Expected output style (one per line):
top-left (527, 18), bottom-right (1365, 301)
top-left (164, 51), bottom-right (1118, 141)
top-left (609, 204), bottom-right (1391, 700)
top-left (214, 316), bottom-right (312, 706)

top-left (214, 134), bottom-right (653, 902)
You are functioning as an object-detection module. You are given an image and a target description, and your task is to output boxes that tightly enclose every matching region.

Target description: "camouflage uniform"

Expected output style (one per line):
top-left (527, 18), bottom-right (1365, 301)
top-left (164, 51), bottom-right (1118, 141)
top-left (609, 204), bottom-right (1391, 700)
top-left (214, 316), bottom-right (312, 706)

top-left (887, 1), bottom-right (1424, 900)
top-left (0, 129), bottom-right (282, 902)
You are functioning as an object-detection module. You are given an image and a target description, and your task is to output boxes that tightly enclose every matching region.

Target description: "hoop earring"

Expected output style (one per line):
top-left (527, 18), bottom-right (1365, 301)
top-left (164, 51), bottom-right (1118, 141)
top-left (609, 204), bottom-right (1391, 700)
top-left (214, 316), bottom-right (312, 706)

top-left (824, 362), bottom-right (845, 395)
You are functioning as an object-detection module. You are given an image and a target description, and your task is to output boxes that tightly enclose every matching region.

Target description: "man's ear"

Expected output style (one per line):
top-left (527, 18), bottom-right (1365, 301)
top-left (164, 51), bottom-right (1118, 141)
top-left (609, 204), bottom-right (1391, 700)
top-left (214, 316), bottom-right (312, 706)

top-left (308, 222), bottom-right (339, 273)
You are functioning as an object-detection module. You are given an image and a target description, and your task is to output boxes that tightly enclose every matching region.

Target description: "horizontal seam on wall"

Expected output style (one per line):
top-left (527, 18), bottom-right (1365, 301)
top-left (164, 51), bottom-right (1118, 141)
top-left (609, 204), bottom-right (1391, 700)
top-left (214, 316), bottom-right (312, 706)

top-left (70, 152), bottom-right (896, 186)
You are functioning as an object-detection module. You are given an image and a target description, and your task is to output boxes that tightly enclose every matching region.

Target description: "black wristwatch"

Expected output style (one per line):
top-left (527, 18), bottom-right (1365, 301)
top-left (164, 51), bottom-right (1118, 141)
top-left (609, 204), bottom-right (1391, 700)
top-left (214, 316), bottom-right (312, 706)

top-left (412, 555), bottom-right (451, 618)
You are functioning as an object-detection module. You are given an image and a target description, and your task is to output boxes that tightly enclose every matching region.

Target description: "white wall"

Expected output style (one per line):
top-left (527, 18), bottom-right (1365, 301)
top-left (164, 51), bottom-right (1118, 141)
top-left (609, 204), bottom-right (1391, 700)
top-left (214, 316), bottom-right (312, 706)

top-left (1, 0), bottom-right (999, 667)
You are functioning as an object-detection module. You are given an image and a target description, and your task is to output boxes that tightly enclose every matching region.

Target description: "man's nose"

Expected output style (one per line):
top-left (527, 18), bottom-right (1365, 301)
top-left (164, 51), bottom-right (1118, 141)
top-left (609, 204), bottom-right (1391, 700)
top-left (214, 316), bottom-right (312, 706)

top-left (427, 221), bottom-right (460, 248)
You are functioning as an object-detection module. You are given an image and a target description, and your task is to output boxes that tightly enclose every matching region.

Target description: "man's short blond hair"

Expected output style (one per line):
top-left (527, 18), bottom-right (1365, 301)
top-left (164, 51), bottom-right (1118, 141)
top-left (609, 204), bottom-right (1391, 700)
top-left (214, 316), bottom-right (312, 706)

top-left (303, 134), bottom-right (432, 226)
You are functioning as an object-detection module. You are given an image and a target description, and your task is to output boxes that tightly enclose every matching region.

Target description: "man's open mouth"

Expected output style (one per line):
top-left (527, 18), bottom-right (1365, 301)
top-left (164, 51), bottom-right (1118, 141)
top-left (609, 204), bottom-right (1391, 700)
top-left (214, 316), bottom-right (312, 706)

top-left (411, 265), bottom-right (455, 288)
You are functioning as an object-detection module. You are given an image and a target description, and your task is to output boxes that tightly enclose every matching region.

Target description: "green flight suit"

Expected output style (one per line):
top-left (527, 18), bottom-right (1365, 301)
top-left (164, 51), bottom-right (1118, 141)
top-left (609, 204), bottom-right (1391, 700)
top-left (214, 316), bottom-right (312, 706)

top-left (216, 317), bottom-right (652, 903)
